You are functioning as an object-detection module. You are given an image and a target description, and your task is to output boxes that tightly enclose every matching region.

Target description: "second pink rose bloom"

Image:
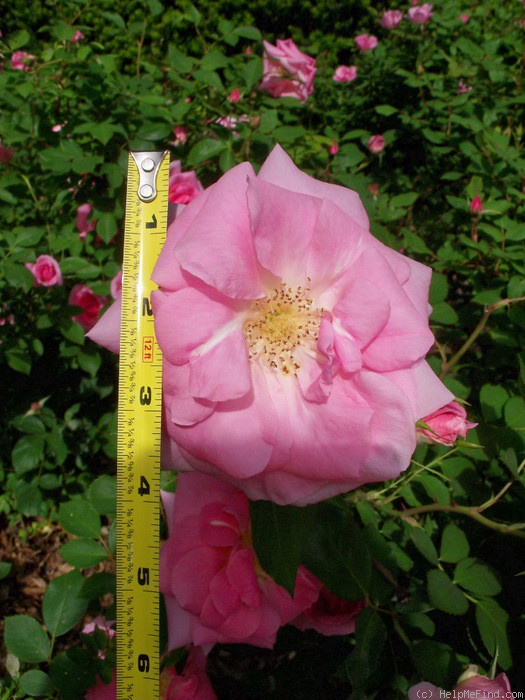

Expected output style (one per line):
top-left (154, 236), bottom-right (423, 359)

top-left (259, 39), bottom-right (316, 103)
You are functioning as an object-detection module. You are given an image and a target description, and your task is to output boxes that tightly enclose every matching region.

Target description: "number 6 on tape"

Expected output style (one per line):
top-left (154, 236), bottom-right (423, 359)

top-left (116, 150), bottom-right (169, 699)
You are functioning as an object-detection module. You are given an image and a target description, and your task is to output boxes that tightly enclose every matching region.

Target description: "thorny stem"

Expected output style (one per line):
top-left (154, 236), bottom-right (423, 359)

top-left (440, 296), bottom-right (525, 378)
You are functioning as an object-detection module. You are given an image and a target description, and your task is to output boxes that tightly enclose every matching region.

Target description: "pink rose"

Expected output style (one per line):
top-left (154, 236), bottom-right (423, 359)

top-left (71, 30), bottom-right (85, 42)
top-left (408, 4), bottom-right (434, 24)
top-left (260, 39), bottom-right (316, 103)
top-left (291, 570), bottom-right (366, 636)
top-left (160, 472), bottom-right (319, 650)
top-left (329, 140), bottom-right (339, 156)
top-left (333, 65), bottom-right (357, 83)
top-left (227, 87), bottom-right (241, 103)
top-left (76, 203), bottom-right (97, 240)
top-left (169, 161), bottom-right (204, 206)
top-left (85, 670), bottom-right (116, 700)
top-left (367, 135), bottom-right (385, 153)
top-left (0, 143), bottom-right (14, 164)
top-left (69, 284), bottom-right (106, 331)
top-left (11, 51), bottom-right (35, 71)
top-left (171, 125), bottom-right (189, 147)
top-left (89, 144), bottom-right (453, 505)
top-left (457, 79), bottom-right (472, 94)
top-left (160, 646), bottom-right (217, 699)
top-left (418, 401), bottom-right (477, 445)
top-left (110, 270), bottom-right (122, 300)
top-left (25, 255), bottom-right (62, 287)
top-left (409, 667), bottom-right (513, 700)
top-left (460, 13), bottom-right (469, 24)
top-left (380, 10), bottom-right (404, 29)
top-left (355, 34), bottom-right (378, 51)
top-left (470, 195), bottom-right (483, 214)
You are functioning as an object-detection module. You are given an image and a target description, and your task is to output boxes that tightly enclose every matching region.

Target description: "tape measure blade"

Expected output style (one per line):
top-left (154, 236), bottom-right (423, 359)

top-left (117, 150), bottom-right (169, 699)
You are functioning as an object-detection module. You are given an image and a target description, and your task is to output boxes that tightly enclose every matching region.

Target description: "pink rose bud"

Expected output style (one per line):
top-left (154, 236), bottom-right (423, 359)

top-left (171, 125), bottom-right (188, 146)
top-left (25, 255), bottom-right (63, 287)
top-left (460, 13), bottom-right (469, 23)
top-left (380, 10), bottom-right (404, 29)
top-left (355, 34), bottom-right (378, 51)
top-left (470, 195), bottom-right (483, 214)
top-left (168, 160), bottom-right (204, 205)
top-left (418, 401), bottom-right (477, 445)
top-left (329, 140), bottom-right (339, 156)
top-left (367, 134), bottom-right (386, 153)
top-left (368, 182), bottom-right (379, 197)
top-left (408, 4), bottom-right (434, 24)
top-left (0, 143), bottom-right (14, 164)
top-left (332, 65), bottom-right (357, 83)
top-left (11, 50), bottom-right (35, 71)
top-left (71, 30), bottom-right (85, 42)
top-left (69, 284), bottom-right (107, 331)
top-left (260, 38), bottom-right (316, 103)
top-left (227, 87), bottom-right (241, 103)
top-left (76, 203), bottom-right (97, 240)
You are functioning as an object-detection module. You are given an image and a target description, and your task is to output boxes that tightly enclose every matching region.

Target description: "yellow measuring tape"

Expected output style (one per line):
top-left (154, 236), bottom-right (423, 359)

top-left (117, 150), bottom-right (169, 699)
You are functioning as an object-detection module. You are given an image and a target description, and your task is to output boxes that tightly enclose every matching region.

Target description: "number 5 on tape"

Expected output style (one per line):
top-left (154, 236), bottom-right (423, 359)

top-left (117, 151), bottom-right (169, 699)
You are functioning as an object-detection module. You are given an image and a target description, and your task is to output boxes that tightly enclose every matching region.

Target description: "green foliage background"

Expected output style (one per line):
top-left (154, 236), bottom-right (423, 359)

top-left (0, 0), bottom-right (524, 698)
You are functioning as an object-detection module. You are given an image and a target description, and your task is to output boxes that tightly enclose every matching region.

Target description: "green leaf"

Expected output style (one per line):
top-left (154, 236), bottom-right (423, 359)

top-left (427, 569), bottom-right (469, 615)
top-left (59, 257), bottom-right (101, 279)
top-left (80, 572), bottom-right (116, 600)
top-left (6, 348), bottom-right (32, 375)
top-left (410, 640), bottom-right (462, 688)
top-left (186, 138), bottom-right (226, 167)
top-left (475, 598), bottom-right (512, 670)
top-left (95, 212), bottom-right (118, 243)
top-left (454, 558), bottom-right (501, 596)
top-left (18, 670), bottom-right (54, 696)
top-left (42, 570), bottom-right (88, 636)
top-left (9, 29), bottom-right (31, 50)
top-left (430, 302), bottom-right (459, 325)
top-left (409, 527), bottom-right (439, 565)
top-left (49, 650), bottom-right (96, 697)
top-left (504, 396), bottom-right (525, 430)
top-left (60, 539), bottom-right (108, 569)
top-left (234, 25), bottom-right (262, 40)
top-left (389, 192), bottom-right (418, 208)
top-left (12, 435), bottom-right (45, 474)
top-left (3, 262), bottom-right (35, 291)
top-left (402, 612), bottom-right (435, 637)
top-left (429, 273), bottom-right (448, 304)
top-left (440, 523), bottom-right (470, 563)
top-left (480, 384), bottom-right (510, 422)
top-left (250, 501), bottom-right (318, 595)
top-left (346, 608), bottom-right (387, 689)
top-left (0, 561), bottom-right (12, 579)
top-left (375, 105), bottom-right (398, 116)
top-left (58, 498), bottom-right (101, 538)
top-left (88, 476), bottom-right (116, 516)
top-left (167, 46), bottom-right (194, 73)
top-left (4, 615), bottom-right (50, 663)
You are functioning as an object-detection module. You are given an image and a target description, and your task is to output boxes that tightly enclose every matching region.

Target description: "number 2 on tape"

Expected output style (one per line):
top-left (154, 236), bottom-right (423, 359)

top-left (116, 150), bottom-right (169, 699)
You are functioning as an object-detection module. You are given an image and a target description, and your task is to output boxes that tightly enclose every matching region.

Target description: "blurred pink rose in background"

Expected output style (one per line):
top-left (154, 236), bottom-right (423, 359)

top-left (76, 203), bottom-right (97, 240)
top-left (110, 270), bottom-right (122, 299)
top-left (71, 30), bottom-right (85, 42)
top-left (260, 39), bottom-right (316, 103)
top-left (69, 284), bottom-right (106, 331)
top-left (470, 195), bottom-right (483, 214)
top-left (160, 646), bottom-right (217, 699)
top-left (169, 161), bottom-right (204, 205)
top-left (457, 79), bottom-right (472, 94)
top-left (408, 4), bottom-right (434, 24)
top-left (228, 87), bottom-right (241, 103)
top-left (90, 144), bottom-right (454, 505)
top-left (85, 670), bottom-right (116, 700)
top-left (367, 134), bottom-right (385, 153)
top-left (11, 50), bottom-right (35, 71)
top-left (418, 400), bottom-right (477, 445)
top-left (329, 140), bottom-right (339, 156)
top-left (460, 13), bottom-right (469, 24)
top-left (0, 143), bottom-right (14, 164)
top-left (25, 255), bottom-right (63, 287)
top-left (160, 472), bottom-right (319, 650)
top-left (355, 34), bottom-right (378, 51)
top-left (333, 65), bottom-right (357, 83)
top-left (171, 125), bottom-right (189, 147)
top-left (380, 10), bottom-right (404, 29)
top-left (291, 570), bottom-right (366, 636)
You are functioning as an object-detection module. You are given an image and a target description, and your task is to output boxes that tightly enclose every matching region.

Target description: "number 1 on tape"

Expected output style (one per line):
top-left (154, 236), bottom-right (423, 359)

top-left (117, 150), bottom-right (169, 699)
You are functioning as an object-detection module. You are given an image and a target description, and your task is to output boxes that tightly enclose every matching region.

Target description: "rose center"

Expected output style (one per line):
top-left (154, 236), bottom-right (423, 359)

top-left (243, 283), bottom-right (323, 376)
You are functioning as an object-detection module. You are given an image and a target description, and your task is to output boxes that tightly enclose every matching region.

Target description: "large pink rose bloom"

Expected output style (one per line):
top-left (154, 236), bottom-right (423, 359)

top-left (160, 472), bottom-right (318, 650)
top-left (260, 39), bottom-right (316, 103)
top-left (90, 145), bottom-right (452, 505)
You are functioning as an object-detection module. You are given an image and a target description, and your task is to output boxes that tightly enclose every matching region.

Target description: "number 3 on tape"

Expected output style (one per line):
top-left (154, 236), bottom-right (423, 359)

top-left (117, 151), bottom-right (169, 699)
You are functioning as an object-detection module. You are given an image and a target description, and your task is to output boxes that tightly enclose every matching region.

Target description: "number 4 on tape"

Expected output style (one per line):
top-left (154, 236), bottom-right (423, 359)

top-left (116, 150), bottom-right (169, 699)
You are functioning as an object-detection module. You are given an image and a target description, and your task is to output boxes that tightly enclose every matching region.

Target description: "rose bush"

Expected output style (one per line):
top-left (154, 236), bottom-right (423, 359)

top-left (90, 144), bottom-right (453, 505)
top-left (259, 39), bottom-right (316, 103)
